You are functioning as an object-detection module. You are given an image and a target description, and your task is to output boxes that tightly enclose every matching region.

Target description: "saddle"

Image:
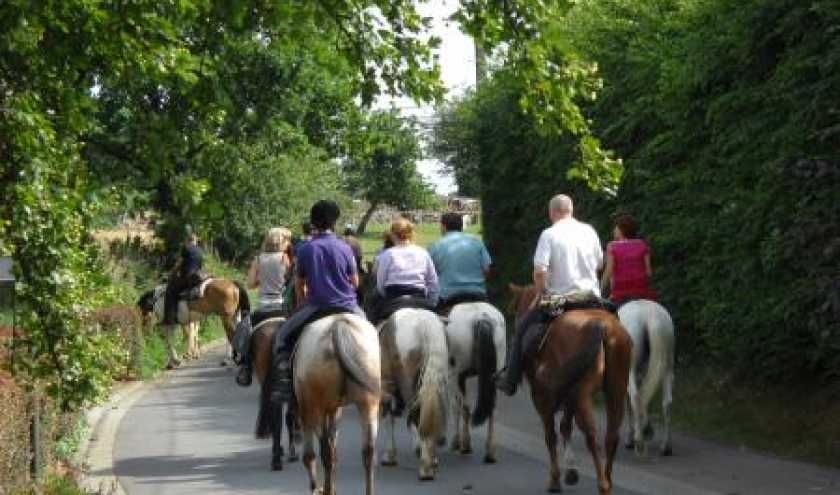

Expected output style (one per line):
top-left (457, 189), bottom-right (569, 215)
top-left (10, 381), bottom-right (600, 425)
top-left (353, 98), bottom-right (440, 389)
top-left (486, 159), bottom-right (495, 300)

top-left (378, 295), bottom-right (438, 324)
top-left (436, 291), bottom-right (488, 316)
top-left (523, 291), bottom-right (616, 359)
top-left (177, 273), bottom-right (212, 301)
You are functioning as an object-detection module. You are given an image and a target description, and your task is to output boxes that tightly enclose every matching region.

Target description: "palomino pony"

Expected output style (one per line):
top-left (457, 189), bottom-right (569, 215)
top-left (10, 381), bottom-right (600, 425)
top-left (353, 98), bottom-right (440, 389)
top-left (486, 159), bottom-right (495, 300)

top-left (250, 315), bottom-right (300, 471)
top-left (294, 313), bottom-right (381, 495)
top-left (509, 284), bottom-right (632, 495)
top-left (443, 301), bottom-right (506, 463)
top-left (379, 308), bottom-right (450, 480)
top-left (137, 278), bottom-right (250, 368)
top-left (617, 299), bottom-right (675, 456)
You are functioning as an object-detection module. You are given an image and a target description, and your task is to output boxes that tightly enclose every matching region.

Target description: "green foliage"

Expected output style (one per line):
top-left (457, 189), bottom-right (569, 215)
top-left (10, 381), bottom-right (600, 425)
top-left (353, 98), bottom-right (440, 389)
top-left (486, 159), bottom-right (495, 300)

top-left (343, 110), bottom-right (435, 233)
top-left (439, 0), bottom-right (840, 385)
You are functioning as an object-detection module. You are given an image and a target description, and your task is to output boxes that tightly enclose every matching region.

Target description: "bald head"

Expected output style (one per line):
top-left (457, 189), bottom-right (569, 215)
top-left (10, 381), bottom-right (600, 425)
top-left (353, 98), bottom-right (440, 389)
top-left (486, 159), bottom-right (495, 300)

top-left (548, 194), bottom-right (574, 220)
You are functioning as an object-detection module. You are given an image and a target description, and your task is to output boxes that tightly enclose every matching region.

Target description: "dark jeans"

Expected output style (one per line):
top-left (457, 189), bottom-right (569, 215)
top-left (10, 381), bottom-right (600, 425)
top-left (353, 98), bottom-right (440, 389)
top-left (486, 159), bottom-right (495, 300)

top-left (503, 307), bottom-right (542, 384)
top-left (163, 274), bottom-right (192, 325)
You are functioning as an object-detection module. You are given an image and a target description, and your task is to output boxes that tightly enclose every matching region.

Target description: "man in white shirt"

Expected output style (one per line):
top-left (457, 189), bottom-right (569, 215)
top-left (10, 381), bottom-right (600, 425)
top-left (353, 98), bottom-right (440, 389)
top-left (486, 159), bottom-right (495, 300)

top-left (496, 194), bottom-right (604, 396)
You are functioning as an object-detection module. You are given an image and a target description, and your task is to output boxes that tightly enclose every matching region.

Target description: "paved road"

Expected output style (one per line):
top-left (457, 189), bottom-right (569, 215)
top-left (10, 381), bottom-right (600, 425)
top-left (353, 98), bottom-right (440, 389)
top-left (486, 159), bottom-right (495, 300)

top-left (107, 348), bottom-right (840, 495)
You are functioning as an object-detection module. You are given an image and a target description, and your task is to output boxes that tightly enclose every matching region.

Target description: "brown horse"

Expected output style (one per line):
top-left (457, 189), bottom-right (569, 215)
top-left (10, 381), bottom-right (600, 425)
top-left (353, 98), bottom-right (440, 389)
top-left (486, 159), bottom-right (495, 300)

top-left (137, 278), bottom-right (250, 368)
top-left (250, 316), bottom-right (300, 471)
top-left (509, 284), bottom-right (632, 495)
top-left (294, 313), bottom-right (381, 495)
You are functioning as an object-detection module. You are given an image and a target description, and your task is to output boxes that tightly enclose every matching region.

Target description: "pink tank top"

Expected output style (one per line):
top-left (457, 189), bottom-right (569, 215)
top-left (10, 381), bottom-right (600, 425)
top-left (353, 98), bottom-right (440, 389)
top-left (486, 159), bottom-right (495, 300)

top-left (607, 239), bottom-right (656, 300)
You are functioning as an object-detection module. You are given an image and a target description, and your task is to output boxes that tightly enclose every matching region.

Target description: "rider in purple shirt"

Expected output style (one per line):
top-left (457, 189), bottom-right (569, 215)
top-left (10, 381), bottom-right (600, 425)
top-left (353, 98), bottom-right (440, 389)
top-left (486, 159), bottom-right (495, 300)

top-left (272, 200), bottom-right (365, 396)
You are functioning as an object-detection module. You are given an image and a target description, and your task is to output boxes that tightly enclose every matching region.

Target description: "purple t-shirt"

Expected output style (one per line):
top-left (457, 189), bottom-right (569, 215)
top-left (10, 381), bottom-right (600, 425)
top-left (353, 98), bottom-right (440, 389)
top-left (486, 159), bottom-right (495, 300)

top-left (296, 232), bottom-right (358, 308)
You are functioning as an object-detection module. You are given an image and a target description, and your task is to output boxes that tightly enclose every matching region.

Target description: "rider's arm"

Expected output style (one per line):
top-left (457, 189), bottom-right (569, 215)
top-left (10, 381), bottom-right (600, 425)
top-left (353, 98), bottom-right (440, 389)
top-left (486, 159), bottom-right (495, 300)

top-left (245, 257), bottom-right (259, 290)
top-left (294, 275), bottom-right (306, 309)
top-left (349, 272), bottom-right (359, 290)
top-left (644, 252), bottom-right (653, 278)
top-left (532, 267), bottom-right (547, 309)
top-left (600, 254), bottom-right (614, 295)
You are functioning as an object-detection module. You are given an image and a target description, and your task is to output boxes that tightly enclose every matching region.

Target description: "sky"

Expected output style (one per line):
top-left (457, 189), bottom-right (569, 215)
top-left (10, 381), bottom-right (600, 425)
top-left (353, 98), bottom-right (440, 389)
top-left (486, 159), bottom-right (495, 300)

top-left (377, 0), bottom-right (477, 196)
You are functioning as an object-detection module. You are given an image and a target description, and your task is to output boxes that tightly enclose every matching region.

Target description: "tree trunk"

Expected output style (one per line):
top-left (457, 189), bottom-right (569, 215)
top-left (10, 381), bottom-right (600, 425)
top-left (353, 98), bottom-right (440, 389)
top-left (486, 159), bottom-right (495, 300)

top-left (357, 202), bottom-right (379, 236)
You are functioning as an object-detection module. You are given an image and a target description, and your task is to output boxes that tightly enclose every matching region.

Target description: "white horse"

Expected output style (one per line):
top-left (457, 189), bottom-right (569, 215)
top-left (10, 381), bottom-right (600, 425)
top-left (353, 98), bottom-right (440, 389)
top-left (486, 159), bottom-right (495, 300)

top-left (443, 302), bottom-right (506, 463)
top-left (379, 308), bottom-right (450, 480)
top-left (618, 299), bottom-right (676, 456)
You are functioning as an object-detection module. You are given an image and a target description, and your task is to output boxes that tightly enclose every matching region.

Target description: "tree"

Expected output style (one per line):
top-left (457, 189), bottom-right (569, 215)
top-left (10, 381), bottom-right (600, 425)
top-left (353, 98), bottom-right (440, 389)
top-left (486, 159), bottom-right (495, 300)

top-left (343, 110), bottom-right (434, 234)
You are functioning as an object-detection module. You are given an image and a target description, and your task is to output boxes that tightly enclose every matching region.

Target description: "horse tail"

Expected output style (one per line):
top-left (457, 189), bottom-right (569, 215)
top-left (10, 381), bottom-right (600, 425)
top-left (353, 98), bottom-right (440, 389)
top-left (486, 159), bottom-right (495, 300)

top-left (639, 303), bottom-right (675, 413)
top-left (414, 314), bottom-right (449, 439)
top-left (255, 350), bottom-right (276, 439)
top-left (471, 315), bottom-right (497, 426)
top-left (332, 319), bottom-right (380, 395)
top-left (234, 280), bottom-right (251, 316)
top-left (553, 319), bottom-right (605, 406)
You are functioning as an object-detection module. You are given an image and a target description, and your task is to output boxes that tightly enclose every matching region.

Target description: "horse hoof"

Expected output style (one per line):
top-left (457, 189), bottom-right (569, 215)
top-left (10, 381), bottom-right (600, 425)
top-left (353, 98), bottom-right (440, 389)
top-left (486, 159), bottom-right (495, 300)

top-left (643, 423), bottom-right (655, 440)
top-left (547, 482), bottom-right (563, 493)
top-left (381, 458), bottom-right (398, 467)
top-left (436, 435), bottom-right (447, 447)
top-left (624, 439), bottom-right (635, 450)
top-left (460, 445), bottom-right (473, 455)
top-left (483, 454), bottom-right (496, 464)
top-left (419, 473), bottom-right (435, 482)
top-left (288, 453), bottom-right (299, 462)
top-left (661, 444), bottom-right (673, 456)
top-left (564, 469), bottom-right (579, 485)
top-left (270, 458), bottom-right (283, 471)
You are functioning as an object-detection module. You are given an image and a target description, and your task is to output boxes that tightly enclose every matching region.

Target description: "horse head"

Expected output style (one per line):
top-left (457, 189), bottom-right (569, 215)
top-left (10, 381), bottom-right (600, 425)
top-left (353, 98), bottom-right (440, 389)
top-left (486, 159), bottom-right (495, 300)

top-left (137, 289), bottom-right (157, 317)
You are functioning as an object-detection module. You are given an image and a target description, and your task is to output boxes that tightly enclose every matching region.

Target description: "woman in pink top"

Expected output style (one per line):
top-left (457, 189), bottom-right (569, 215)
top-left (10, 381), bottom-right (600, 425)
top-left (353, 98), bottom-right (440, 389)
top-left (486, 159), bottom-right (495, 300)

top-left (600, 214), bottom-right (657, 305)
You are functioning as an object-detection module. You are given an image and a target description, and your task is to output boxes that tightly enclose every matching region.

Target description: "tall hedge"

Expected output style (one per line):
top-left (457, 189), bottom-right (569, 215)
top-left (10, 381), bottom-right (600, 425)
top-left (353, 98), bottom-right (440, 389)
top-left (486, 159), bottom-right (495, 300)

top-left (434, 0), bottom-right (840, 384)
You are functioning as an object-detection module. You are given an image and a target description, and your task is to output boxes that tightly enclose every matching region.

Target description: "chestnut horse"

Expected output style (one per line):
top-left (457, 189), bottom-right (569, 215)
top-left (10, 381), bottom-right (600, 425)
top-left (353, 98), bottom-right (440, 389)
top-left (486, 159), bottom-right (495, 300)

top-left (294, 313), bottom-right (381, 495)
top-left (137, 278), bottom-right (249, 368)
top-left (509, 284), bottom-right (632, 495)
top-left (251, 316), bottom-right (300, 471)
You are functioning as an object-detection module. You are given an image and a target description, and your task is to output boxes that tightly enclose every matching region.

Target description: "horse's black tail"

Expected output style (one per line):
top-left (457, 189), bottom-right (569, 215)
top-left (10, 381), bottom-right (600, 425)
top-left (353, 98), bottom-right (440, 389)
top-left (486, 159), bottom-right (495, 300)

top-left (472, 316), bottom-right (497, 426)
top-left (256, 349), bottom-right (276, 439)
top-left (234, 280), bottom-right (251, 316)
top-left (552, 319), bottom-right (606, 410)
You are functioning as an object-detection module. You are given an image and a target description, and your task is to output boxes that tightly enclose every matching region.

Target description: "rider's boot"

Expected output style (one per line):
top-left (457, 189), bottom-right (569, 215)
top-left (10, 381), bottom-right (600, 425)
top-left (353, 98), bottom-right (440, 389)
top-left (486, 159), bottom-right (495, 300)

top-left (270, 351), bottom-right (293, 403)
top-left (495, 332), bottom-right (524, 396)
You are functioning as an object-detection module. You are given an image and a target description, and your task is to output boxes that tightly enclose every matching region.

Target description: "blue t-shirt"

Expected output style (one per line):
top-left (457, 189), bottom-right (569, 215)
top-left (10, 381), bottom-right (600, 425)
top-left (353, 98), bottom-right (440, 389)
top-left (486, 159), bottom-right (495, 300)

top-left (428, 231), bottom-right (491, 299)
top-left (296, 232), bottom-right (358, 308)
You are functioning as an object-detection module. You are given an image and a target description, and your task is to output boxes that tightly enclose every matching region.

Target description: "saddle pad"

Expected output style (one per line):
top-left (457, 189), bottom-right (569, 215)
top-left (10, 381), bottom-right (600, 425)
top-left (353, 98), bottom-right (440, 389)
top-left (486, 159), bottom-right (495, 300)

top-left (380, 296), bottom-right (437, 322)
top-left (180, 278), bottom-right (213, 301)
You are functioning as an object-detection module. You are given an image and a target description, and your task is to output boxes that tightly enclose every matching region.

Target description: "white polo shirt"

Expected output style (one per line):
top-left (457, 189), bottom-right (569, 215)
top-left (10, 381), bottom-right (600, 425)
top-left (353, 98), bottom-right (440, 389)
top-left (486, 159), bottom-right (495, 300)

top-left (533, 218), bottom-right (603, 296)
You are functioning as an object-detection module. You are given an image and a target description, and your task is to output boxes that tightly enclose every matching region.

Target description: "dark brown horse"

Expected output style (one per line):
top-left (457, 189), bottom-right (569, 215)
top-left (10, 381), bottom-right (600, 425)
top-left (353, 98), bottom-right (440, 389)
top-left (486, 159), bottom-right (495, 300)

top-left (509, 284), bottom-right (632, 495)
top-left (251, 316), bottom-right (300, 471)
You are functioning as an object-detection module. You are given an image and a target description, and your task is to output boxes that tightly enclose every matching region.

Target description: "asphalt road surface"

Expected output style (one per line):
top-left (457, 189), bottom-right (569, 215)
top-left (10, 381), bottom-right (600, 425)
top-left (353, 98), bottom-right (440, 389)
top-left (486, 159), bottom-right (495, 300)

top-left (112, 348), bottom-right (839, 495)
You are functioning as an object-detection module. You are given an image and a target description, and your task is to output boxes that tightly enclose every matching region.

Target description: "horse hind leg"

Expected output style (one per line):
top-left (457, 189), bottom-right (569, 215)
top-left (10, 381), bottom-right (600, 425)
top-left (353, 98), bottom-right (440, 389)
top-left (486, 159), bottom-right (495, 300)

top-left (453, 375), bottom-right (472, 455)
top-left (539, 410), bottom-right (563, 493)
top-left (559, 408), bottom-right (579, 485)
top-left (483, 410), bottom-right (497, 464)
top-left (271, 401), bottom-right (285, 471)
top-left (320, 415), bottom-right (338, 495)
top-left (302, 427), bottom-right (319, 495)
top-left (163, 325), bottom-right (181, 369)
top-left (357, 395), bottom-right (379, 495)
top-left (287, 403), bottom-right (300, 462)
top-left (660, 368), bottom-right (674, 456)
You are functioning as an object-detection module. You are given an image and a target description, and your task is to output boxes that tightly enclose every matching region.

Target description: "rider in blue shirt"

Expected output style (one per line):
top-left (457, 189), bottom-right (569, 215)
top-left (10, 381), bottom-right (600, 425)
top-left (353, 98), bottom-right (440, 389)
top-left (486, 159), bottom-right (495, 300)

top-left (428, 212), bottom-right (492, 312)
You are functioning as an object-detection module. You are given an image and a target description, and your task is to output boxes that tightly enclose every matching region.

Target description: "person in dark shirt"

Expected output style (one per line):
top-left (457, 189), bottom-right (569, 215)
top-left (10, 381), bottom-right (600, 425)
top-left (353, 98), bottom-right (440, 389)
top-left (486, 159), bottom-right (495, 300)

top-left (163, 233), bottom-right (204, 326)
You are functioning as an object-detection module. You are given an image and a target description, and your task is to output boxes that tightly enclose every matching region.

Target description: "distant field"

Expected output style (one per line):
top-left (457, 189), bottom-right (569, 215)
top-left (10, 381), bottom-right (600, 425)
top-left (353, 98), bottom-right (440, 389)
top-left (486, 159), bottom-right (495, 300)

top-left (357, 220), bottom-right (482, 263)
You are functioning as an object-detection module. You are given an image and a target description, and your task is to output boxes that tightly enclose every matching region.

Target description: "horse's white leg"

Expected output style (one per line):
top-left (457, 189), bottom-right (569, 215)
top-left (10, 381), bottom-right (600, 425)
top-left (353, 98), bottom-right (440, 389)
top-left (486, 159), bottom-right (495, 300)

top-left (660, 368), bottom-right (674, 456)
top-left (417, 435), bottom-right (436, 481)
top-left (628, 368), bottom-right (648, 456)
top-left (456, 377), bottom-right (472, 454)
top-left (302, 428), bottom-right (319, 495)
top-left (359, 403), bottom-right (378, 495)
top-left (484, 410), bottom-right (497, 463)
top-left (450, 380), bottom-right (462, 451)
top-left (381, 411), bottom-right (397, 466)
top-left (163, 325), bottom-right (181, 368)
